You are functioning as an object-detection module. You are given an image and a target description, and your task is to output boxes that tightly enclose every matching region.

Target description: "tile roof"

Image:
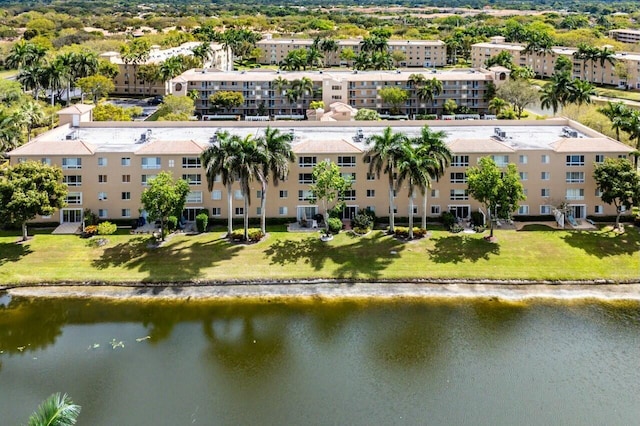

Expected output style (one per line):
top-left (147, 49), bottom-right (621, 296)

top-left (134, 139), bottom-right (208, 155)
top-left (9, 139), bottom-right (96, 156)
top-left (448, 138), bottom-right (515, 153)
top-left (550, 138), bottom-right (634, 153)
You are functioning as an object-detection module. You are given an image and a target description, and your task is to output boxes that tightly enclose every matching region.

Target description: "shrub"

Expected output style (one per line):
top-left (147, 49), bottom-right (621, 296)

top-left (473, 225), bottom-right (486, 233)
top-left (441, 211), bottom-right (456, 230)
top-left (83, 225), bottom-right (98, 237)
top-left (167, 216), bottom-right (178, 231)
top-left (352, 212), bottom-right (373, 230)
top-left (353, 226), bottom-right (370, 235)
top-left (97, 221), bottom-right (117, 235)
top-left (230, 228), bottom-right (264, 242)
top-left (470, 211), bottom-right (484, 226)
top-left (327, 217), bottom-right (343, 234)
top-left (416, 114), bottom-right (437, 120)
top-left (84, 208), bottom-right (99, 226)
top-left (195, 213), bottom-right (208, 233)
top-left (450, 224), bottom-right (464, 233)
top-left (394, 226), bottom-right (427, 238)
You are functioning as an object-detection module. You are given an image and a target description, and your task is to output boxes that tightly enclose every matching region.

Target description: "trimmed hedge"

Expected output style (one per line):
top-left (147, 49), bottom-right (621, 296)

top-left (393, 227), bottom-right (428, 238)
top-left (195, 213), bottom-right (208, 233)
top-left (230, 228), bottom-right (264, 242)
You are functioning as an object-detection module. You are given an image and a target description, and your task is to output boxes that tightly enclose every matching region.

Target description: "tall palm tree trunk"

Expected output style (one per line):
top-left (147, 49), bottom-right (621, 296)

top-left (422, 191), bottom-right (428, 229)
top-left (408, 193), bottom-right (415, 239)
top-left (243, 196), bottom-right (249, 241)
top-left (226, 182), bottom-right (233, 235)
top-left (260, 183), bottom-right (267, 235)
top-left (388, 180), bottom-right (395, 233)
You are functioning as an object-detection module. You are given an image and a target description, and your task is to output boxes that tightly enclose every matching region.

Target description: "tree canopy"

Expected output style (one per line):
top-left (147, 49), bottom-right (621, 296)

top-left (140, 171), bottom-right (190, 241)
top-left (593, 157), bottom-right (640, 229)
top-left (309, 159), bottom-right (352, 236)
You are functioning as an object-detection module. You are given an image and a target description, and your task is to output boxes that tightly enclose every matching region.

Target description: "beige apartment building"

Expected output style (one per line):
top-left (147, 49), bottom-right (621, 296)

top-left (608, 29), bottom-right (640, 44)
top-left (171, 68), bottom-right (506, 119)
top-left (256, 37), bottom-right (447, 68)
top-left (8, 109), bottom-right (633, 228)
top-left (471, 36), bottom-right (640, 90)
top-left (99, 42), bottom-right (232, 96)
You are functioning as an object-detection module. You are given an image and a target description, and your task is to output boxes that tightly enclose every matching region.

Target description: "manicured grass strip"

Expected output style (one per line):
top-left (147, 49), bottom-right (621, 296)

top-left (0, 226), bottom-right (639, 284)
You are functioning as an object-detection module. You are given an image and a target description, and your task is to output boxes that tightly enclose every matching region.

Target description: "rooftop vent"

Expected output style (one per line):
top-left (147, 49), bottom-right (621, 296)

top-left (65, 130), bottom-right (78, 140)
top-left (494, 127), bottom-right (507, 140)
top-left (562, 127), bottom-right (578, 138)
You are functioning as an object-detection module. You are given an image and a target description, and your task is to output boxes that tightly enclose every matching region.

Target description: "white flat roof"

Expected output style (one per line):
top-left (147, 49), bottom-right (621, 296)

top-left (19, 122), bottom-right (629, 155)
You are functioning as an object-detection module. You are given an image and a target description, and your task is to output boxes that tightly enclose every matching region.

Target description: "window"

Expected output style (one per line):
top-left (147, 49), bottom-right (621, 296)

top-left (279, 206), bottom-right (288, 215)
top-left (566, 188), bottom-right (585, 200)
top-left (366, 206), bottom-right (375, 213)
top-left (182, 157), bottom-right (201, 168)
top-left (367, 189), bottom-right (375, 197)
top-left (341, 172), bottom-right (356, 182)
top-left (234, 207), bottom-right (244, 216)
top-left (122, 192), bottom-right (131, 200)
top-left (343, 190), bottom-right (356, 201)
top-left (121, 157), bottom-right (131, 166)
top-left (595, 188), bottom-right (603, 197)
top-left (182, 174), bottom-right (202, 185)
top-left (431, 205), bottom-right (441, 214)
top-left (211, 190), bottom-right (222, 200)
top-left (566, 155), bottom-right (585, 166)
top-left (98, 209), bottom-right (108, 219)
top-left (122, 209), bottom-right (131, 218)
top-left (98, 157), bottom-right (107, 167)
top-left (234, 190), bottom-right (244, 200)
top-left (431, 189), bottom-right (439, 198)
top-left (491, 155), bottom-right (509, 167)
top-left (62, 158), bottom-right (82, 169)
top-left (594, 205), bottom-right (604, 214)
top-left (366, 172), bottom-right (376, 181)
top-left (122, 174), bottom-right (131, 183)
top-left (186, 191), bottom-right (203, 203)
top-left (519, 155), bottom-right (528, 164)
top-left (279, 190), bottom-right (288, 198)
top-left (338, 156), bottom-right (356, 167)
top-left (141, 175), bottom-right (156, 185)
top-left (298, 156), bottom-right (317, 167)
top-left (517, 172), bottom-right (528, 181)
top-left (450, 172), bottom-right (467, 183)
top-left (256, 190), bottom-right (262, 199)
top-left (298, 173), bottom-right (314, 184)
top-left (98, 191), bottom-right (108, 201)
top-left (541, 188), bottom-right (550, 197)
top-left (451, 155), bottom-right (469, 167)
top-left (540, 205), bottom-right (551, 215)
top-left (63, 175), bottom-right (82, 186)
top-left (256, 207), bottom-right (262, 215)
top-left (168, 159), bottom-right (175, 168)
top-left (450, 189), bottom-right (468, 200)
top-left (98, 174), bottom-right (108, 183)
top-left (41, 157), bottom-right (51, 165)
top-left (66, 192), bottom-right (82, 205)
top-left (595, 154), bottom-right (605, 163)
top-left (298, 190), bottom-right (313, 201)
top-left (566, 172), bottom-right (584, 183)
top-left (212, 208), bottom-right (221, 216)
top-left (541, 154), bottom-right (550, 164)
top-left (518, 205), bottom-right (529, 215)
top-left (141, 157), bottom-right (161, 169)
top-left (541, 171), bottom-right (550, 180)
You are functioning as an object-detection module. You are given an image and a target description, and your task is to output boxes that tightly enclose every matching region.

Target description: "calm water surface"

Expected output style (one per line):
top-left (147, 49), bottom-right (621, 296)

top-left (0, 296), bottom-right (639, 425)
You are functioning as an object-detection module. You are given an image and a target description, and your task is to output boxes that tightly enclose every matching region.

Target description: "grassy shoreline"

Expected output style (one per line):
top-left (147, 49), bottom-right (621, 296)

top-left (1, 225), bottom-right (639, 285)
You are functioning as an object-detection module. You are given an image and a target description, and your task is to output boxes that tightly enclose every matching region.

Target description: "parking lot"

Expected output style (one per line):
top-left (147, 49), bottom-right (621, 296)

top-left (107, 97), bottom-right (160, 120)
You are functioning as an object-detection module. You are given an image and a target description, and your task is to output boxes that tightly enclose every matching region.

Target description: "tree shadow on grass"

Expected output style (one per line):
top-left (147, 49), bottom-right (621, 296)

top-left (92, 235), bottom-right (242, 282)
top-left (0, 242), bottom-right (33, 267)
top-left (264, 232), bottom-right (405, 279)
top-left (428, 235), bottom-right (500, 264)
top-left (560, 227), bottom-right (640, 258)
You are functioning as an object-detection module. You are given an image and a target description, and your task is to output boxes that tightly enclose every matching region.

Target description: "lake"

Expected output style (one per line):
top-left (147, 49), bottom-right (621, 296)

top-left (1, 295), bottom-right (639, 425)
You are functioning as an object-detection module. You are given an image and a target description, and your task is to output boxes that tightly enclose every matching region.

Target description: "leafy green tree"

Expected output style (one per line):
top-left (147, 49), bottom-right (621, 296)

top-left (378, 86), bottom-right (409, 115)
top-left (364, 127), bottom-right (408, 233)
top-left (0, 161), bottom-right (68, 241)
top-left (443, 99), bottom-right (458, 115)
top-left (354, 108), bottom-right (380, 121)
top-left (554, 55), bottom-right (573, 74)
top-left (485, 51), bottom-right (513, 69)
top-left (18, 101), bottom-right (46, 142)
top-left (488, 97), bottom-right (508, 116)
top-left (156, 95), bottom-right (195, 120)
top-left (593, 158), bottom-right (640, 230)
top-left (140, 171), bottom-right (189, 241)
top-left (208, 91), bottom-right (244, 115)
top-left (93, 103), bottom-right (138, 121)
top-left (0, 108), bottom-right (26, 152)
top-left (496, 79), bottom-right (538, 119)
top-left (27, 392), bottom-right (81, 426)
top-left (467, 157), bottom-right (525, 239)
top-left (76, 75), bottom-right (114, 104)
top-left (309, 160), bottom-right (353, 237)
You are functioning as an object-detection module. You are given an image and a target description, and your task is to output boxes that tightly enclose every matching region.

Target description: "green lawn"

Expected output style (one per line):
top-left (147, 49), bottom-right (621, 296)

top-left (1, 225), bottom-right (638, 285)
top-left (0, 69), bottom-right (17, 79)
top-left (531, 78), bottom-right (640, 103)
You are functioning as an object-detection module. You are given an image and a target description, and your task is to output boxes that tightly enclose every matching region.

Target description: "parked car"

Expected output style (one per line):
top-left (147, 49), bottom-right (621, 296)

top-left (147, 96), bottom-right (163, 106)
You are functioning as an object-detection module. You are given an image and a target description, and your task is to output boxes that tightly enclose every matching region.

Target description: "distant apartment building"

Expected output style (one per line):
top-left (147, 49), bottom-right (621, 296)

top-left (8, 109), bottom-right (632, 227)
top-left (256, 36), bottom-right (447, 68)
top-left (471, 36), bottom-right (640, 90)
top-left (99, 42), bottom-right (232, 96)
top-left (608, 29), bottom-right (640, 44)
top-left (170, 68), bottom-right (507, 119)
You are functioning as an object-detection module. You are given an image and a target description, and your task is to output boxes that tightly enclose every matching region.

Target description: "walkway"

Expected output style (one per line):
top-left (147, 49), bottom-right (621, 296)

top-left (52, 222), bottom-right (81, 235)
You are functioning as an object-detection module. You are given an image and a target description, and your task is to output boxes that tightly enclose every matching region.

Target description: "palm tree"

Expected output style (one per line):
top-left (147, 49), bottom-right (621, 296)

top-left (18, 64), bottom-right (46, 100)
top-left (159, 57), bottom-right (184, 92)
top-left (598, 101), bottom-right (629, 141)
top-left (256, 127), bottom-right (295, 234)
top-left (396, 142), bottom-right (429, 239)
top-left (364, 127), bottom-right (408, 233)
top-left (233, 134), bottom-right (264, 241)
top-left (19, 101), bottom-right (45, 142)
top-left (27, 392), bottom-right (81, 426)
top-left (201, 130), bottom-right (237, 236)
top-left (412, 125), bottom-right (451, 229)
top-left (292, 77), bottom-right (314, 111)
top-left (42, 59), bottom-right (67, 106)
top-left (271, 76), bottom-right (289, 115)
top-left (137, 63), bottom-right (161, 96)
top-left (597, 46), bottom-right (616, 85)
top-left (320, 38), bottom-right (339, 65)
top-left (371, 51), bottom-right (393, 70)
top-left (416, 78), bottom-right (443, 115)
top-left (192, 42), bottom-right (213, 68)
top-left (0, 109), bottom-right (25, 153)
top-left (285, 88), bottom-right (300, 116)
top-left (488, 97), bottom-right (508, 116)
top-left (622, 110), bottom-right (640, 167)
top-left (567, 79), bottom-right (595, 110)
top-left (540, 83), bottom-right (561, 116)
top-left (306, 47), bottom-right (324, 69)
